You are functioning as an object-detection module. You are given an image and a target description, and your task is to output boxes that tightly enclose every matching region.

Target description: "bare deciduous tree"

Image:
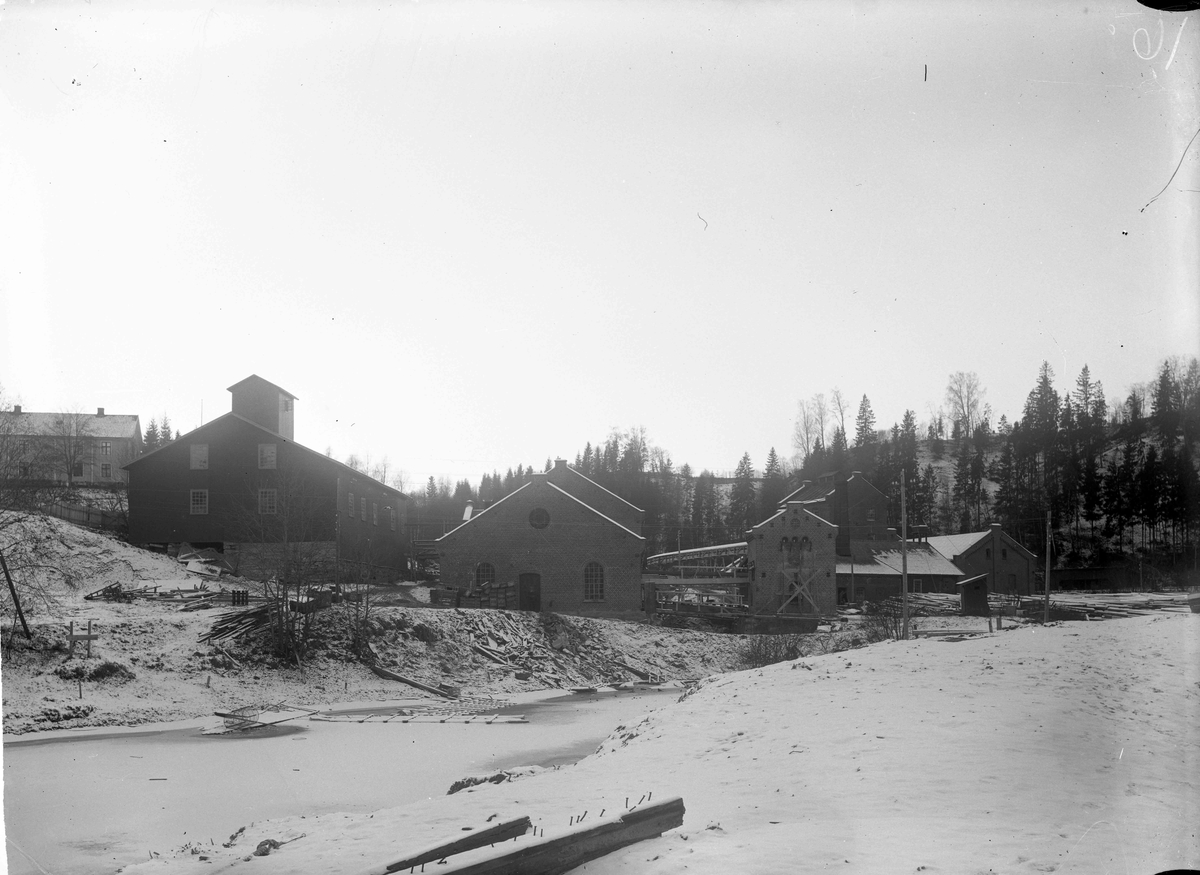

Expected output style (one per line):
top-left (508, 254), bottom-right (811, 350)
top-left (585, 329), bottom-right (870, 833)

top-left (50, 409), bottom-right (93, 487)
top-left (945, 372), bottom-right (985, 437)
top-left (812, 393), bottom-right (828, 448)
top-left (830, 388), bottom-right (850, 440)
top-left (792, 399), bottom-right (818, 462)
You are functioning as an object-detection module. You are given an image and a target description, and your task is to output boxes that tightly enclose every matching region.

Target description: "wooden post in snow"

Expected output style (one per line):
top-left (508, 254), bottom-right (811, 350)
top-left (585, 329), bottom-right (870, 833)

top-left (1044, 511), bottom-right (1051, 624)
top-left (901, 470), bottom-right (909, 641)
top-left (0, 547), bottom-right (30, 639)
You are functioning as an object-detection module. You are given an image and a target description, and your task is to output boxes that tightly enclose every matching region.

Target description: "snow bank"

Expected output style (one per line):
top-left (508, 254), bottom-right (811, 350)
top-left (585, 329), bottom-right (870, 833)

top-left (120, 614), bottom-right (1200, 874)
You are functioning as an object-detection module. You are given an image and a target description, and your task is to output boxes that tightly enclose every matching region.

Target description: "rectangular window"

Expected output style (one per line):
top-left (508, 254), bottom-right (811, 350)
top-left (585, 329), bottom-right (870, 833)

top-left (283, 398), bottom-right (292, 411)
top-left (389, 508), bottom-right (396, 531)
top-left (190, 444), bottom-right (209, 470)
top-left (1002, 548), bottom-right (1008, 559)
top-left (100, 463), bottom-right (112, 478)
top-left (910, 577), bottom-right (923, 593)
top-left (71, 461), bottom-right (84, 477)
top-left (866, 509), bottom-right (875, 522)
top-left (100, 441), bottom-right (111, 456)
top-left (360, 497), bottom-right (367, 520)
top-left (190, 489), bottom-right (209, 515)
top-left (258, 443), bottom-right (277, 469)
top-left (348, 492), bottom-right (355, 517)
top-left (372, 502), bottom-right (378, 526)
top-left (259, 489), bottom-right (277, 515)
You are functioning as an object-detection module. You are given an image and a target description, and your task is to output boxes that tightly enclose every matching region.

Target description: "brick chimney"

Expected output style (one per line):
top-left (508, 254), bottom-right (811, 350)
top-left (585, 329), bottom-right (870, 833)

top-left (554, 459), bottom-right (567, 471)
top-left (12, 404), bottom-right (20, 414)
top-left (97, 407), bottom-right (105, 416)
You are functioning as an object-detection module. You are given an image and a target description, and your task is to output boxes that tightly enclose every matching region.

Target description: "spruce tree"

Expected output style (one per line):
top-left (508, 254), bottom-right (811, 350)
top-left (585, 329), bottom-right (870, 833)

top-left (854, 395), bottom-right (876, 447)
top-left (144, 418), bottom-right (160, 453)
top-left (729, 452), bottom-right (757, 534)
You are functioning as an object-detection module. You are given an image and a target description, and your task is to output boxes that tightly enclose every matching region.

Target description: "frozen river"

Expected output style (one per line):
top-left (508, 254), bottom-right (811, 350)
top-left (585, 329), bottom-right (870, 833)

top-left (3, 687), bottom-right (678, 875)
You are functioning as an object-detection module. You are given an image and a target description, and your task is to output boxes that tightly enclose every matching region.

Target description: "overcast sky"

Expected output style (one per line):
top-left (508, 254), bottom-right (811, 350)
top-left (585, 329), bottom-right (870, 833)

top-left (2, 0), bottom-right (1197, 490)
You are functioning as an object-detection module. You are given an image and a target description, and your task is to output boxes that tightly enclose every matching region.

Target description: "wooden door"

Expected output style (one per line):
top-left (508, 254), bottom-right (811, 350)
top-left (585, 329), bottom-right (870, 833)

top-left (518, 573), bottom-right (541, 612)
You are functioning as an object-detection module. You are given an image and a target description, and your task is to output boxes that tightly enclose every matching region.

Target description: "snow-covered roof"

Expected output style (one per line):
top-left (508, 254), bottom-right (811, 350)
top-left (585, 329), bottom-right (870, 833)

top-left (925, 531), bottom-right (992, 559)
top-left (545, 481), bottom-right (644, 540)
top-left (436, 482), bottom-right (533, 539)
top-left (836, 542), bottom-right (964, 577)
top-left (0, 410), bottom-right (141, 439)
top-left (435, 478), bottom-right (644, 541)
top-left (561, 466), bottom-right (644, 513)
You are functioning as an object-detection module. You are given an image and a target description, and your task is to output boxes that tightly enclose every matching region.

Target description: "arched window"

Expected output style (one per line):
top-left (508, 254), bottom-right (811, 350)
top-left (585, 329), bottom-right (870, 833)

top-left (475, 562), bottom-right (496, 589)
top-left (583, 562), bottom-right (604, 602)
top-left (799, 536), bottom-right (812, 552)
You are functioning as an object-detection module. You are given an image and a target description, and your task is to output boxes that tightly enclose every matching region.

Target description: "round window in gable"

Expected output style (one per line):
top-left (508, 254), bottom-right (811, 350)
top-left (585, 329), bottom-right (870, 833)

top-left (528, 508), bottom-right (550, 529)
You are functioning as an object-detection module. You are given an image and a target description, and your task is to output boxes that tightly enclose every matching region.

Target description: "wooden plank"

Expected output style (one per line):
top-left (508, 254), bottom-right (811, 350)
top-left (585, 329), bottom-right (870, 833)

top-left (351, 816), bottom-right (532, 875)
top-left (432, 796), bottom-right (685, 875)
top-left (370, 665), bottom-right (458, 699)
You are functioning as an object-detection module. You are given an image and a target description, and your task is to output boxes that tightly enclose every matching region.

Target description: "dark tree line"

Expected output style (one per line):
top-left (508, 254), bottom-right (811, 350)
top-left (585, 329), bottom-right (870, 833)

top-left (433, 357), bottom-right (1199, 568)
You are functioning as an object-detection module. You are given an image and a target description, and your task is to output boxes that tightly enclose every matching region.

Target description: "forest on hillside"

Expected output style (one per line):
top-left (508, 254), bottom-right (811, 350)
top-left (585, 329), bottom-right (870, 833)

top-left (411, 357), bottom-right (1200, 573)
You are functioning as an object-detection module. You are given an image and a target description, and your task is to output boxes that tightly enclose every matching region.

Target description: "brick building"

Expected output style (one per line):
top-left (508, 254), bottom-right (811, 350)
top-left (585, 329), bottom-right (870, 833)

top-left (0, 406), bottom-right (142, 486)
top-left (778, 471), bottom-right (890, 554)
top-left (927, 524), bottom-right (1036, 596)
top-left (124, 375), bottom-right (408, 581)
top-left (436, 460), bottom-right (645, 617)
top-left (746, 501), bottom-right (839, 619)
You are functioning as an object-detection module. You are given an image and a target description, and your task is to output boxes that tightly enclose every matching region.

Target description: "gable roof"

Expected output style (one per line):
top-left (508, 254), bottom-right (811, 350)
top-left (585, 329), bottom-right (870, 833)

top-left (751, 503), bottom-right (838, 535)
top-left (0, 410), bottom-right (141, 440)
top-left (122, 411), bottom-right (407, 499)
top-left (778, 479), bottom-right (836, 506)
top-left (836, 541), bottom-right (964, 578)
top-left (227, 374), bottom-right (297, 400)
top-left (926, 529), bottom-right (1037, 561)
top-left (925, 531), bottom-right (991, 558)
top-left (436, 477), bottom-right (644, 542)
top-left (559, 466), bottom-right (644, 513)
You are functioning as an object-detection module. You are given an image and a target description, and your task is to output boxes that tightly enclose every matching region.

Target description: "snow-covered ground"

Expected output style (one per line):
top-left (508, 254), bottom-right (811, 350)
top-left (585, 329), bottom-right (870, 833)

top-left (110, 613), bottom-right (1199, 875)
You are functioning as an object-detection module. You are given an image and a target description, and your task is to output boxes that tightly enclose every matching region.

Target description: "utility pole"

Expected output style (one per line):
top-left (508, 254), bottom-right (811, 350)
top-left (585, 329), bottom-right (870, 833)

top-left (1043, 510), bottom-right (1051, 623)
top-left (901, 470), bottom-right (909, 641)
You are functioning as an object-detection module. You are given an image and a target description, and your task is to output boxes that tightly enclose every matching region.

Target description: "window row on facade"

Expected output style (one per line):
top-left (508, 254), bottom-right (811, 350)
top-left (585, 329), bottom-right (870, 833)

top-left (346, 491), bottom-right (396, 531)
top-left (473, 561), bottom-right (606, 601)
top-left (189, 443), bottom-right (277, 470)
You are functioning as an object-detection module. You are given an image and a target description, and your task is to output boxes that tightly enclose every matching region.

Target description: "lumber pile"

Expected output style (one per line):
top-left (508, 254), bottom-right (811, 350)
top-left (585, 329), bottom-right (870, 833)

top-left (200, 604), bottom-right (274, 643)
top-left (450, 610), bottom-right (662, 689)
top-left (1015, 591), bottom-right (1193, 620)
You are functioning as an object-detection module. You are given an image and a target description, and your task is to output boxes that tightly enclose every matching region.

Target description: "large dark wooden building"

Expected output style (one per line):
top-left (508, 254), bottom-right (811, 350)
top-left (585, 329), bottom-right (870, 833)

top-left (124, 375), bottom-right (407, 582)
top-left (926, 524), bottom-right (1036, 596)
top-left (436, 459), bottom-right (646, 618)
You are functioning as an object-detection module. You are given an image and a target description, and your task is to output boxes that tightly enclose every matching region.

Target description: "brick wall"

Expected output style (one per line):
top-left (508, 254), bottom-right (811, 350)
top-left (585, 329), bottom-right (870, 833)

top-left (747, 504), bottom-right (838, 616)
top-left (437, 476), bottom-right (645, 618)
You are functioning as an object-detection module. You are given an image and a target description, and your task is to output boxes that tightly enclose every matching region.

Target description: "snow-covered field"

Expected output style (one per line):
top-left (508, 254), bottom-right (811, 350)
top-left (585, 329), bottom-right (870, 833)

top-left (113, 613), bottom-right (1199, 875)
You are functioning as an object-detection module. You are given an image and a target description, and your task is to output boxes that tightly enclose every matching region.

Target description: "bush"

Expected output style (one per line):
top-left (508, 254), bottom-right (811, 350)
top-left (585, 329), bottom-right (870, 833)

top-left (739, 634), bottom-right (804, 668)
top-left (55, 660), bottom-right (135, 682)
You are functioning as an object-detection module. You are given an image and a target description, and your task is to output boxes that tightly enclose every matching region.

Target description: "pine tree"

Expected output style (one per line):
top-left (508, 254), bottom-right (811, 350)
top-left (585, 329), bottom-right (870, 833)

top-left (144, 418), bottom-right (161, 453)
top-left (729, 452), bottom-right (757, 534)
top-left (1151, 361), bottom-right (1181, 441)
top-left (159, 414), bottom-right (173, 445)
top-left (760, 447), bottom-right (786, 520)
top-left (425, 476), bottom-right (438, 502)
top-left (854, 395), bottom-right (876, 447)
